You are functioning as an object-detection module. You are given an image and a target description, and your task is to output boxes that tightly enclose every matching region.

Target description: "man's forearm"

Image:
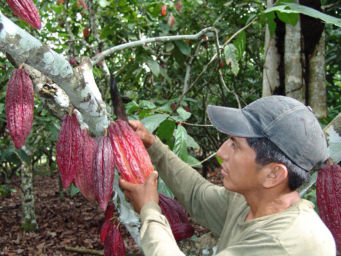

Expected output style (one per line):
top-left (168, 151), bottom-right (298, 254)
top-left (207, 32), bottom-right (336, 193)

top-left (140, 202), bottom-right (185, 256)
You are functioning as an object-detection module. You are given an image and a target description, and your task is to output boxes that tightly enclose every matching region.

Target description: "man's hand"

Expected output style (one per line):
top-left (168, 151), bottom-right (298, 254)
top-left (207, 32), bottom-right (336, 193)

top-left (119, 171), bottom-right (159, 214)
top-left (129, 120), bottom-right (156, 148)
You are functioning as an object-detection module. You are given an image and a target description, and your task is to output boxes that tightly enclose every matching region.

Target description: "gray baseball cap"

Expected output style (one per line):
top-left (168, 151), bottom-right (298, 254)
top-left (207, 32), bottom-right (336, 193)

top-left (207, 96), bottom-right (328, 171)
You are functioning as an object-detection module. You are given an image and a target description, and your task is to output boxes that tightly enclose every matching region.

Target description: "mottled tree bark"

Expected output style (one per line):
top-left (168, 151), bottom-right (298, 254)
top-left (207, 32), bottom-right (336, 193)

top-left (284, 20), bottom-right (305, 103)
top-left (262, 0), bottom-right (327, 118)
top-left (262, 0), bottom-right (281, 97)
top-left (20, 150), bottom-right (38, 232)
top-left (308, 30), bottom-right (326, 118)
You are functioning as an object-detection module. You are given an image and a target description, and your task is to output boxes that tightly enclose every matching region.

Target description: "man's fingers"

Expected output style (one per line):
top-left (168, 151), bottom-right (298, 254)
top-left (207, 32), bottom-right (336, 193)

top-left (128, 120), bottom-right (139, 131)
top-left (119, 178), bottom-right (135, 192)
top-left (146, 171), bottom-right (158, 185)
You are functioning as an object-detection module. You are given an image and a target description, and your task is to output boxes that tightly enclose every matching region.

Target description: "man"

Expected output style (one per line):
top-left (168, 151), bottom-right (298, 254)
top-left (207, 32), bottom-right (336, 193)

top-left (119, 96), bottom-right (336, 255)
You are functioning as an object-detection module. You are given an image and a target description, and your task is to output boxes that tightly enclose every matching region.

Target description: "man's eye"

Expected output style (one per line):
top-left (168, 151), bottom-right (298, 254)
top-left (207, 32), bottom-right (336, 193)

top-left (231, 142), bottom-right (238, 150)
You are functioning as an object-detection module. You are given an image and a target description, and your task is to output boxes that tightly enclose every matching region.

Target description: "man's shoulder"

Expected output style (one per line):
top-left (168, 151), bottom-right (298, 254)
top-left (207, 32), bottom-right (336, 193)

top-left (276, 199), bottom-right (336, 255)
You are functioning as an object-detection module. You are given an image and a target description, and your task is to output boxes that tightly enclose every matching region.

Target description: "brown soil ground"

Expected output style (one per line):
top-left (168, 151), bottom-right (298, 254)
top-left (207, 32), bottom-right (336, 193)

top-left (0, 170), bottom-right (223, 256)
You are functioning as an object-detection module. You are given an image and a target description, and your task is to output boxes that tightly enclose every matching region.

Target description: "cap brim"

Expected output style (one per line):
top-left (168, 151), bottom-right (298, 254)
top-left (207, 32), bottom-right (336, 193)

top-left (207, 105), bottom-right (263, 138)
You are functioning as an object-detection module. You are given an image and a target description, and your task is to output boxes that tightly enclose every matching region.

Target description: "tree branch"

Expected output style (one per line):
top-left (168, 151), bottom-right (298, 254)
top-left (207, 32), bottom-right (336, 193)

top-left (91, 27), bottom-right (217, 65)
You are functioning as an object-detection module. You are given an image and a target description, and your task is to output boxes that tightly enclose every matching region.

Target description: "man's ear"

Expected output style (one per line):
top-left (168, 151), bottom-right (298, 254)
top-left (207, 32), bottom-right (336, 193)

top-left (262, 163), bottom-right (288, 188)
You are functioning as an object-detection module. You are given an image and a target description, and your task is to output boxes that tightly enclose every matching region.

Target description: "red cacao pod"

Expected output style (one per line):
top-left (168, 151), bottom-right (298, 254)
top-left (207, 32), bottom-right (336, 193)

top-left (104, 223), bottom-right (126, 256)
top-left (108, 119), bottom-right (154, 184)
top-left (316, 164), bottom-right (341, 250)
top-left (161, 5), bottom-right (167, 16)
top-left (56, 114), bottom-right (81, 189)
top-left (176, 1), bottom-right (182, 13)
top-left (168, 14), bottom-right (175, 27)
top-left (159, 193), bottom-right (194, 241)
top-left (100, 204), bottom-right (115, 244)
top-left (73, 128), bottom-right (97, 202)
top-left (5, 68), bottom-right (34, 149)
top-left (172, 223), bottom-right (194, 241)
top-left (93, 136), bottom-right (115, 211)
top-left (6, 0), bottom-right (41, 29)
top-left (83, 27), bottom-right (90, 39)
top-left (159, 193), bottom-right (189, 224)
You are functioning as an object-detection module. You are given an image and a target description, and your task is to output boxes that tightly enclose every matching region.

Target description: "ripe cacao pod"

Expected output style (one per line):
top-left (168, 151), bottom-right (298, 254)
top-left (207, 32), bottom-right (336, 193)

top-left (73, 128), bottom-right (97, 202)
top-left (108, 119), bottom-right (154, 184)
top-left (172, 223), bottom-right (195, 241)
top-left (56, 114), bottom-right (81, 189)
top-left (316, 164), bottom-right (341, 250)
top-left (168, 14), bottom-right (175, 27)
top-left (161, 5), bottom-right (167, 16)
top-left (104, 222), bottom-right (126, 256)
top-left (5, 68), bottom-right (34, 149)
top-left (6, 0), bottom-right (41, 29)
top-left (93, 136), bottom-right (115, 211)
top-left (100, 204), bottom-right (115, 243)
top-left (159, 193), bottom-right (194, 241)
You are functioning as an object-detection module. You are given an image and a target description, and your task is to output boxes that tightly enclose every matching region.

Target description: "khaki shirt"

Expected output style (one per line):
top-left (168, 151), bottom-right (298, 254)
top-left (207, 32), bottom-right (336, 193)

top-left (140, 137), bottom-right (336, 256)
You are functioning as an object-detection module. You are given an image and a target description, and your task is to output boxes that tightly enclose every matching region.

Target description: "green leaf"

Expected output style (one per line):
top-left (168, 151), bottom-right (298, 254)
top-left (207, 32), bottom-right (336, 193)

top-left (156, 120), bottom-right (176, 144)
top-left (141, 114), bottom-right (169, 133)
top-left (68, 184), bottom-right (80, 198)
top-left (139, 100), bottom-right (156, 109)
top-left (175, 40), bottom-right (191, 56)
top-left (173, 125), bottom-right (188, 161)
top-left (277, 12), bottom-right (299, 26)
top-left (186, 133), bottom-right (200, 149)
top-left (233, 31), bottom-right (246, 60)
top-left (165, 42), bottom-right (175, 52)
top-left (263, 11), bottom-right (277, 36)
top-left (186, 155), bottom-right (202, 168)
top-left (15, 149), bottom-right (30, 164)
top-left (224, 44), bottom-right (240, 76)
top-left (98, 0), bottom-right (110, 8)
top-left (176, 107), bottom-right (191, 121)
top-left (125, 101), bottom-right (139, 114)
top-left (265, 2), bottom-right (341, 28)
top-left (157, 177), bottom-right (174, 198)
top-left (146, 59), bottom-right (160, 77)
top-left (0, 103), bottom-right (4, 115)
top-left (216, 155), bottom-right (222, 165)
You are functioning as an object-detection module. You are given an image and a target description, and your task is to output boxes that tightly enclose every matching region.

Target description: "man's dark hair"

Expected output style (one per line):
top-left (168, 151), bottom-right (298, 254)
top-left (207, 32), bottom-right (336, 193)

top-left (246, 137), bottom-right (310, 190)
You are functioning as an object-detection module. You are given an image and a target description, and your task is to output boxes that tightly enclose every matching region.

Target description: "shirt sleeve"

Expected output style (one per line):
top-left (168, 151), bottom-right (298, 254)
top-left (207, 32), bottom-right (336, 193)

top-left (140, 202), bottom-right (185, 256)
top-left (147, 137), bottom-right (230, 235)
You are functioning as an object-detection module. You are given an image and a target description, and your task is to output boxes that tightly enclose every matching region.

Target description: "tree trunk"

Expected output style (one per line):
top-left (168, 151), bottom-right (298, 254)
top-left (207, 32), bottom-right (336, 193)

top-left (20, 152), bottom-right (38, 232)
top-left (262, 0), bottom-right (327, 118)
top-left (308, 30), bottom-right (327, 118)
top-left (284, 20), bottom-right (305, 103)
top-left (262, 0), bottom-right (281, 97)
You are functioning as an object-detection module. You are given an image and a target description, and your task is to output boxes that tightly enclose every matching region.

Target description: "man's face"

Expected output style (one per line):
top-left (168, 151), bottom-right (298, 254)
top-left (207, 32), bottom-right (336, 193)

top-left (216, 136), bottom-right (262, 193)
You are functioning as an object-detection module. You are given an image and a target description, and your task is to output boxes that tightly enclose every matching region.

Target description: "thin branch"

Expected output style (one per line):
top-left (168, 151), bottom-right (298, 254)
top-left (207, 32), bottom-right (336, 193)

top-left (178, 17), bottom-right (258, 105)
top-left (218, 69), bottom-right (241, 108)
top-left (91, 27), bottom-right (217, 65)
top-left (190, 152), bottom-right (216, 167)
top-left (182, 39), bottom-right (204, 94)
